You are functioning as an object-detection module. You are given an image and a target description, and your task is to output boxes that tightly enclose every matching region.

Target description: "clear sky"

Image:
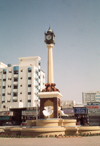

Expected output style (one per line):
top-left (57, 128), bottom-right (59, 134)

top-left (0, 0), bottom-right (100, 103)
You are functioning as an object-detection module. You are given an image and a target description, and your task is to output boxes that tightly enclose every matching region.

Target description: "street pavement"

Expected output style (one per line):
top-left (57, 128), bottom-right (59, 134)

top-left (0, 136), bottom-right (100, 146)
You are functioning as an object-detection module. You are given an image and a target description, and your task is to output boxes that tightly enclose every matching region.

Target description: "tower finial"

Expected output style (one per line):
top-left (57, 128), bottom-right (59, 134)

top-left (49, 24), bottom-right (51, 29)
top-left (48, 27), bottom-right (52, 32)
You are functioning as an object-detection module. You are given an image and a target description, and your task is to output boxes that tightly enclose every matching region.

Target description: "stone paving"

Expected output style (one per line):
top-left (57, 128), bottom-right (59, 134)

top-left (0, 136), bottom-right (100, 146)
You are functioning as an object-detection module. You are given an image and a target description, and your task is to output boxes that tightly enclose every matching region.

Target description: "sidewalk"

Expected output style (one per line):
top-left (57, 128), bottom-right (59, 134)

top-left (0, 136), bottom-right (100, 146)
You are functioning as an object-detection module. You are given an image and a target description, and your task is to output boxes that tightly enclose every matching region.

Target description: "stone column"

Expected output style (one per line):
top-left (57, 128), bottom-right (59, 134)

top-left (47, 44), bottom-right (54, 84)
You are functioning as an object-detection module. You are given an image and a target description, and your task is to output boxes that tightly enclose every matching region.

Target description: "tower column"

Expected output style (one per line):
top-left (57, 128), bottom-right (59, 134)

top-left (47, 44), bottom-right (54, 84)
top-left (38, 27), bottom-right (62, 119)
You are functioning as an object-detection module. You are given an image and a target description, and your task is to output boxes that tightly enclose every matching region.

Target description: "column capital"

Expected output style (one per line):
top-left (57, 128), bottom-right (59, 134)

top-left (47, 44), bottom-right (54, 49)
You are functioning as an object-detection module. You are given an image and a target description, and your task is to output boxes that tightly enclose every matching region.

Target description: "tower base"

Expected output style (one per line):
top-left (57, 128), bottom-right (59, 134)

top-left (38, 92), bottom-right (62, 119)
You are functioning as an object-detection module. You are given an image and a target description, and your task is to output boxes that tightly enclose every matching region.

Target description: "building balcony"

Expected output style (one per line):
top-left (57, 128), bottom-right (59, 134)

top-left (2, 96), bottom-right (5, 101)
top-left (27, 95), bottom-right (31, 100)
top-left (28, 88), bottom-right (31, 92)
top-left (27, 102), bottom-right (31, 107)
top-left (14, 74), bottom-right (18, 78)
top-left (28, 94), bottom-right (31, 98)
top-left (28, 72), bottom-right (31, 77)
top-left (28, 80), bottom-right (31, 84)
top-left (2, 82), bottom-right (6, 86)
top-left (13, 82), bottom-right (18, 85)
top-left (13, 96), bottom-right (17, 100)
top-left (2, 89), bottom-right (6, 93)
top-left (3, 75), bottom-right (6, 79)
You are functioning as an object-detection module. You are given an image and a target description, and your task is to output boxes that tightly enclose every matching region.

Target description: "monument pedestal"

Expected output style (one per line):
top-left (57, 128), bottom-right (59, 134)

top-left (38, 92), bottom-right (62, 118)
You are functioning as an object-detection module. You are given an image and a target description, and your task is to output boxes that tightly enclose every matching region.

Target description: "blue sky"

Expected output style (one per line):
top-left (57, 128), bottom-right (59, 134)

top-left (0, 0), bottom-right (100, 102)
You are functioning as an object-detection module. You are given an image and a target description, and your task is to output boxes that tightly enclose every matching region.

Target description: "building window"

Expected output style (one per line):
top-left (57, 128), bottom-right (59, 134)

top-left (13, 100), bottom-right (17, 102)
top-left (2, 86), bottom-right (6, 89)
top-left (13, 85), bottom-right (18, 89)
top-left (35, 85), bottom-right (38, 89)
top-left (20, 85), bottom-right (22, 87)
top-left (20, 100), bottom-right (22, 102)
top-left (28, 92), bottom-right (31, 95)
top-left (20, 77), bottom-right (23, 79)
top-left (28, 84), bottom-right (31, 87)
top-left (28, 77), bottom-right (31, 80)
top-left (21, 70), bottom-right (23, 72)
top-left (38, 62), bottom-right (41, 66)
top-left (36, 78), bottom-right (38, 82)
top-left (36, 70), bottom-right (38, 75)
top-left (39, 69), bottom-right (40, 72)
top-left (2, 101), bottom-right (5, 103)
top-left (14, 70), bottom-right (18, 74)
top-left (13, 66), bottom-right (19, 71)
top-left (2, 93), bottom-right (5, 96)
top-left (28, 69), bottom-right (31, 72)
top-left (3, 79), bottom-right (6, 81)
top-left (13, 93), bottom-right (17, 96)
top-left (3, 71), bottom-right (6, 74)
top-left (20, 92), bottom-right (22, 94)
top-left (14, 78), bottom-right (18, 82)
top-left (39, 83), bottom-right (40, 86)
top-left (28, 100), bottom-right (31, 102)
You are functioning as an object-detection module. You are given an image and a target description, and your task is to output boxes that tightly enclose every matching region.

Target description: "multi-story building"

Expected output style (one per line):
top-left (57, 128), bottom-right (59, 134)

top-left (95, 91), bottom-right (100, 102)
top-left (0, 56), bottom-right (45, 111)
top-left (82, 91), bottom-right (100, 126)
top-left (82, 92), bottom-right (96, 104)
top-left (82, 91), bottom-right (100, 104)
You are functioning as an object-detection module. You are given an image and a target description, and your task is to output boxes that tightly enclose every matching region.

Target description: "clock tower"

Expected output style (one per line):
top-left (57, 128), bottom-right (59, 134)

top-left (44, 27), bottom-right (55, 45)
top-left (39, 27), bottom-right (62, 119)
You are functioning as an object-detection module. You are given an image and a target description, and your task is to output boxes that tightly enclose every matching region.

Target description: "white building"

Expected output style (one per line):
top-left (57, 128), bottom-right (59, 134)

top-left (82, 91), bottom-right (100, 104)
top-left (0, 56), bottom-right (45, 111)
top-left (61, 100), bottom-right (75, 108)
top-left (95, 91), bottom-right (100, 102)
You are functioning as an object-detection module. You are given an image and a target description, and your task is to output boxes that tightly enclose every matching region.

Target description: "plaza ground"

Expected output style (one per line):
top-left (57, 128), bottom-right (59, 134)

top-left (0, 136), bottom-right (100, 146)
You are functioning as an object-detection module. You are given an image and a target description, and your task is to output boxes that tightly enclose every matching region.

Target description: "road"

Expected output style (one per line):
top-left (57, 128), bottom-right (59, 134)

top-left (0, 136), bottom-right (100, 146)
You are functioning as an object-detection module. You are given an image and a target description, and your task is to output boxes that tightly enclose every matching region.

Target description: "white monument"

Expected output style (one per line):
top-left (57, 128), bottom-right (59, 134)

top-left (38, 27), bottom-right (63, 118)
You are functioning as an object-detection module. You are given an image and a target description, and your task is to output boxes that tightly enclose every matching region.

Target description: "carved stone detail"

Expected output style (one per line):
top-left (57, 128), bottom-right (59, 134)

top-left (42, 83), bottom-right (60, 92)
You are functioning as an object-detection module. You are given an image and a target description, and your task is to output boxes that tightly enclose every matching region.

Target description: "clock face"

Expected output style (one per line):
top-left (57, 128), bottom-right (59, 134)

top-left (46, 35), bottom-right (52, 40)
